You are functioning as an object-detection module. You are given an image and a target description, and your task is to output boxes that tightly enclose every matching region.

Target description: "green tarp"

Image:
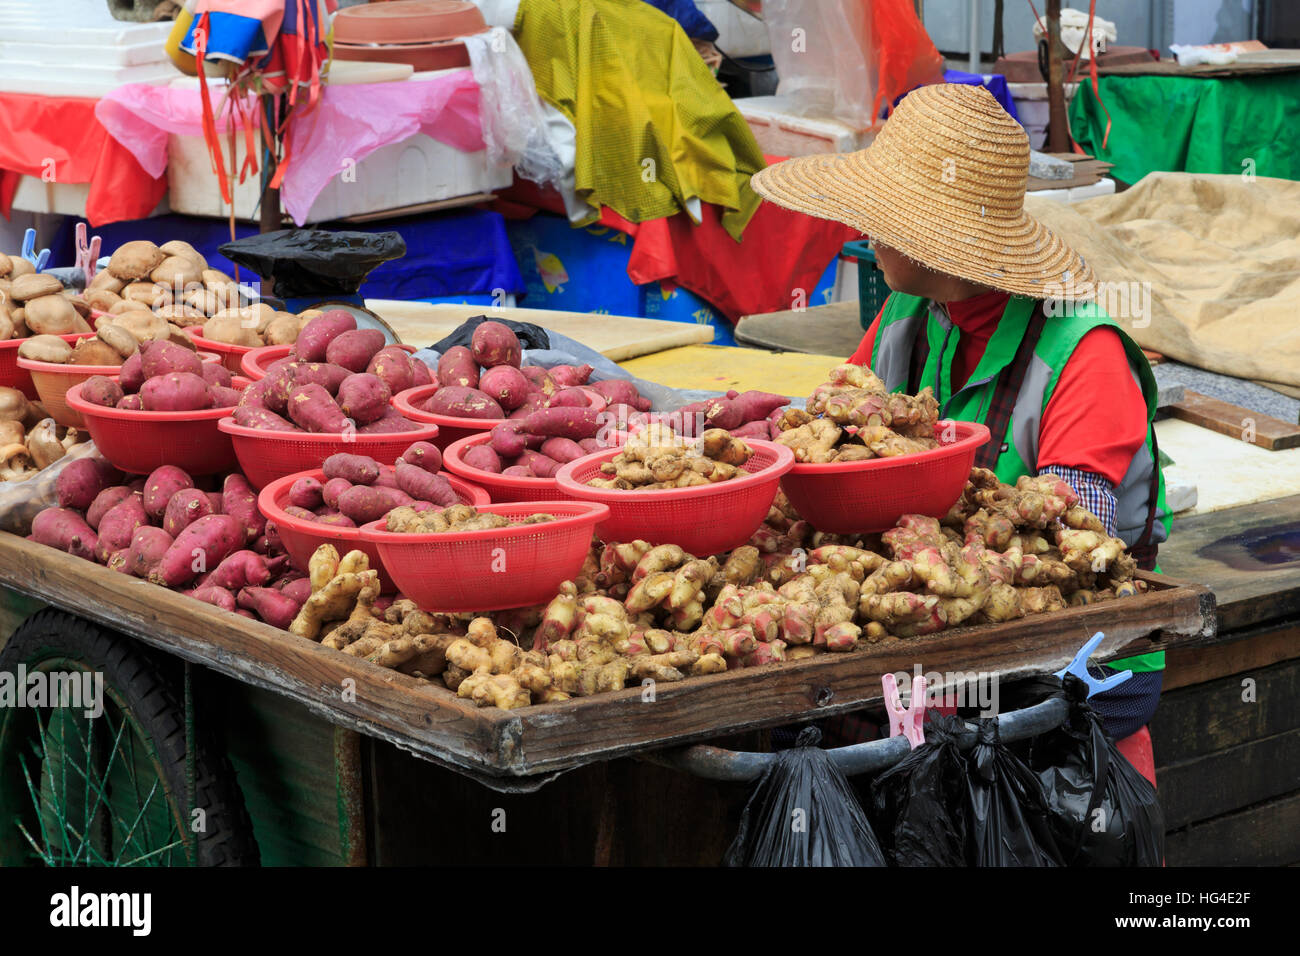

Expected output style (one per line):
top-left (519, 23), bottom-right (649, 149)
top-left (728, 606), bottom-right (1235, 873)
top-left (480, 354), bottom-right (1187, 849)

top-left (1069, 72), bottom-right (1300, 185)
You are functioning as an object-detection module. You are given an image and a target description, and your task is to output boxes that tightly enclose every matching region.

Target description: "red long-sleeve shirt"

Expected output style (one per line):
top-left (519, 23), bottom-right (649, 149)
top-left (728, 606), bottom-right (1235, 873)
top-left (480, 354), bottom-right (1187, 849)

top-left (847, 293), bottom-right (1149, 487)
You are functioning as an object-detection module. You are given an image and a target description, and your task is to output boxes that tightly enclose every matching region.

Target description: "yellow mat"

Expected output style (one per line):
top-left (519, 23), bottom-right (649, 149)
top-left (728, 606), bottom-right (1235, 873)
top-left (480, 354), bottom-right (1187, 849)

top-left (620, 345), bottom-right (841, 397)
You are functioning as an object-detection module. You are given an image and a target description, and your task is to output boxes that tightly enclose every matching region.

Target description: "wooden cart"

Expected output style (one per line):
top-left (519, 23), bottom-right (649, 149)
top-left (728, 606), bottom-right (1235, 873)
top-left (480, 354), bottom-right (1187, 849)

top-left (0, 529), bottom-right (1216, 866)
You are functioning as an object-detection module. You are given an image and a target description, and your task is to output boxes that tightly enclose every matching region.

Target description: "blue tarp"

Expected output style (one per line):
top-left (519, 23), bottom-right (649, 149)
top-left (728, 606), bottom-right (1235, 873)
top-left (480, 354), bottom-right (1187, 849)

top-left (50, 208), bottom-right (524, 301)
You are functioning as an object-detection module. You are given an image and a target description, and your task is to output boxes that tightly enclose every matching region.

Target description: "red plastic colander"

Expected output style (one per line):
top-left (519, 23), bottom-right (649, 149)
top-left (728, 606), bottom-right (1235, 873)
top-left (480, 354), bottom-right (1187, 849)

top-left (778, 421), bottom-right (991, 534)
top-left (357, 500), bottom-right (610, 610)
top-left (554, 439), bottom-right (796, 556)
top-left (65, 377), bottom-right (253, 475)
top-left (20, 348), bottom-right (221, 428)
top-left (217, 417), bottom-right (441, 489)
top-left (241, 342), bottom-right (421, 380)
top-left (258, 467), bottom-right (490, 592)
top-left (392, 383), bottom-right (609, 451)
top-left (0, 334), bottom-right (94, 400)
top-left (443, 433), bottom-right (585, 503)
top-left (185, 325), bottom-right (256, 373)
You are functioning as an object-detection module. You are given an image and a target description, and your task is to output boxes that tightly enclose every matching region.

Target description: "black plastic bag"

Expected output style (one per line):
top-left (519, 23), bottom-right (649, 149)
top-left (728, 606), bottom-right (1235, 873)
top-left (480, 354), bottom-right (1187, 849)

top-left (869, 714), bottom-right (969, 866)
top-left (725, 727), bottom-right (887, 867)
top-left (965, 718), bottom-right (1064, 866)
top-left (1028, 675), bottom-right (1165, 866)
top-left (218, 229), bottom-right (406, 299)
top-left (429, 316), bottom-right (552, 355)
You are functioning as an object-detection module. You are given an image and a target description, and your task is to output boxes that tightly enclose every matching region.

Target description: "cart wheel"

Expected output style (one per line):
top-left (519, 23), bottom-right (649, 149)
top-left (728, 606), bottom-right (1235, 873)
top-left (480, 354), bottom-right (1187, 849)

top-left (0, 610), bottom-right (259, 866)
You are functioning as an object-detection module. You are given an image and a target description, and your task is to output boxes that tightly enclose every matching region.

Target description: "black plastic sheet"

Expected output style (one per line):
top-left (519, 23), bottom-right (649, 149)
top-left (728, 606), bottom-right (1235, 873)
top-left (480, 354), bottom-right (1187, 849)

top-left (1026, 675), bottom-right (1166, 866)
top-left (965, 718), bottom-right (1064, 866)
top-left (869, 714), bottom-right (969, 866)
top-left (218, 229), bottom-right (406, 299)
top-left (725, 727), bottom-right (887, 867)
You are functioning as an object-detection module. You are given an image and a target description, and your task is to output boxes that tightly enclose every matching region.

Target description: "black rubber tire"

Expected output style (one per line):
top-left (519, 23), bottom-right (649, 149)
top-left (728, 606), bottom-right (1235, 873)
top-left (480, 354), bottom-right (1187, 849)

top-left (0, 609), bottom-right (259, 866)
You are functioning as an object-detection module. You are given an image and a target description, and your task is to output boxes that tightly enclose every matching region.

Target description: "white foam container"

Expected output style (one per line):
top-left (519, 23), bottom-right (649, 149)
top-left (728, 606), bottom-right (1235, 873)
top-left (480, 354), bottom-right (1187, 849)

top-left (166, 66), bottom-right (513, 223)
top-left (735, 95), bottom-right (871, 157)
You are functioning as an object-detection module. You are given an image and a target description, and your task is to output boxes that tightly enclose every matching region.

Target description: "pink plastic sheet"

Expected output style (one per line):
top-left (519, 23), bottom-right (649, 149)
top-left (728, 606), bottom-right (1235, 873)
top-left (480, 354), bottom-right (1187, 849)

top-left (95, 72), bottom-right (486, 224)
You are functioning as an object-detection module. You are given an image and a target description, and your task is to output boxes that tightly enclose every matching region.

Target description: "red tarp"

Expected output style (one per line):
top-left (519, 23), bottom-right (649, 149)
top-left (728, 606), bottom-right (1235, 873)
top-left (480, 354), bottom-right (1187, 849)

top-left (495, 160), bottom-right (859, 322)
top-left (0, 93), bottom-right (166, 227)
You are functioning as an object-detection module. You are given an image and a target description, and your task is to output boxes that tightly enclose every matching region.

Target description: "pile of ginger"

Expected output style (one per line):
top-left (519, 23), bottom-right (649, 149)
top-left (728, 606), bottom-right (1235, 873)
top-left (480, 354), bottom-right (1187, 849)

top-left (775, 363), bottom-right (942, 462)
top-left (280, 466), bottom-right (1144, 710)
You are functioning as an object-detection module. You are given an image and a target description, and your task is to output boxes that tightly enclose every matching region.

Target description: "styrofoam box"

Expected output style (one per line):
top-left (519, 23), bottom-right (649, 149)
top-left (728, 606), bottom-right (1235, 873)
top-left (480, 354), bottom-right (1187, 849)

top-left (166, 68), bottom-right (514, 223)
top-left (1009, 82), bottom-right (1079, 151)
top-left (735, 96), bottom-right (871, 157)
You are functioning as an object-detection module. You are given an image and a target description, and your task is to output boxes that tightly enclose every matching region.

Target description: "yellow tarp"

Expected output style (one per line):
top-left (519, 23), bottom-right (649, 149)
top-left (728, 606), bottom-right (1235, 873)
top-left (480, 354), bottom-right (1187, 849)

top-left (515, 0), bottom-right (766, 240)
top-left (620, 345), bottom-right (843, 396)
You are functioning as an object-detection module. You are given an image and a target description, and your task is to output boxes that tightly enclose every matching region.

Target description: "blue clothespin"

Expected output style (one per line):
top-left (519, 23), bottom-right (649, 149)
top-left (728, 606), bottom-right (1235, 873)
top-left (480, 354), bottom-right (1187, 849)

top-left (20, 229), bottom-right (50, 272)
top-left (1056, 631), bottom-right (1131, 698)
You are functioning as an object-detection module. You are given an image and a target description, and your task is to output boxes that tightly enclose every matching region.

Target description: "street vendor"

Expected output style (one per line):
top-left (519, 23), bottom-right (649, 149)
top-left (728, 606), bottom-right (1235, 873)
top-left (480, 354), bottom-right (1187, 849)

top-left (750, 83), bottom-right (1169, 752)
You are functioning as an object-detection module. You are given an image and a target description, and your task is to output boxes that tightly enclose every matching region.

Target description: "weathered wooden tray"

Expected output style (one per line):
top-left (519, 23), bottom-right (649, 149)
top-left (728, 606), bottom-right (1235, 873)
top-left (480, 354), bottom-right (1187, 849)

top-left (0, 532), bottom-right (1215, 782)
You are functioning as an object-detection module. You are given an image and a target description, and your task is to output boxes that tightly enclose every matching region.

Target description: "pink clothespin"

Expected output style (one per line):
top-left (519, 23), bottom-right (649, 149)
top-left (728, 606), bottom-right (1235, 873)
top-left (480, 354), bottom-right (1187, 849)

top-left (883, 672), bottom-right (927, 749)
top-left (74, 222), bottom-right (101, 287)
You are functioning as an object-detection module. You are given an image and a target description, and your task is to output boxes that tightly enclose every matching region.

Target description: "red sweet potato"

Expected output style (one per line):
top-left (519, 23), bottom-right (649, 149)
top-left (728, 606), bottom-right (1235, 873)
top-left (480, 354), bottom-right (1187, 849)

top-left (32, 507), bottom-right (99, 561)
top-left (518, 450), bottom-right (560, 478)
top-left (520, 366), bottom-right (557, 395)
top-left (286, 384), bottom-right (351, 432)
top-left (57, 458), bottom-right (118, 511)
top-left (323, 452), bottom-right (380, 485)
top-left (141, 340), bottom-right (202, 379)
top-left (549, 387), bottom-right (590, 408)
top-left (395, 462), bottom-right (457, 505)
top-left (424, 385), bottom-right (503, 420)
top-left (410, 358), bottom-right (433, 387)
top-left (141, 372), bottom-right (212, 411)
top-left (81, 375), bottom-right (123, 408)
top-left (232, 405), bottom-right (300, 431)
top-left (479, 365), bottom-right (531, 412)
top-left (279, 577), bottom-right (313, 605)
top-left (337, 485), bottom-right (414, 524)
top-left (548, 364), bottom-right (594, 387)
top-left (126, 526), bottom-right (173, 578)
top-left (322, 477), bottom-right (352, 510)
top-left (151, 514), bottom-right (245, 587)
top-left (295, 311), bottom-right (357, 363)
top-left (325, 328), bottom-right (386, 372)
top-left (540, 437), bottom-right (585, 464)
top-left (86, 485), bottom-right (134, 529)
top-left (222, 473), bottom-right (264, 543)
top-left (462, 444), bottom-right (502, 474)
top-left (397, 440), bottom-right (441, 474)
top-left (437, 346), bottom-right (479, 388)
top-left (471, 321), bottom-right (521, 369)
top-left (202, 549), bottom-right (283, 590)
top-left (590, 379), bottom-right (651, 412)
top-left (355, 410), bottom-right (418, 433)
top-left (366, 346), bottom-right (415, 394)
top-left (520, 406), bottom-right (601, 440)
top-left (94, 493), bottom-right (148, 563)
top-left (288, 476), bottom-right (324, 510)
top-left (116, 394), bottom-right (144, 411)
top-left (143, 465), bottom-right (194, 519)
top-left (315, 513), bottom-right (357, 528)
top-left (489, 422), bottom-right (530, 459)
top-left (188, 585), bottom-right (236, 613)
top-left (118, 351), bottom-right (145, 393)
top-left (290, 362), bottom-right (351, 395)
top-left (336, 373), bottom-right (391, 425)
top-left (201, 362), bottom-right (232, 387)
top-left (501, 464), bottom-right (534, 477)
top-left (207, 385), bottom-right (242, 408)
top-left (162, 488), bottom-right (214, 539)
top-left (237, 586), bottom-right (301, 629)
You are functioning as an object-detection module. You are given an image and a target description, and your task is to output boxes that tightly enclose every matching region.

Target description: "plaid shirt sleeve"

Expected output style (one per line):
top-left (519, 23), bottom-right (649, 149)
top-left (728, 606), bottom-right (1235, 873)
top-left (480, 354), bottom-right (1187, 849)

top-left (1040, 464), bottom-right (1118, 537)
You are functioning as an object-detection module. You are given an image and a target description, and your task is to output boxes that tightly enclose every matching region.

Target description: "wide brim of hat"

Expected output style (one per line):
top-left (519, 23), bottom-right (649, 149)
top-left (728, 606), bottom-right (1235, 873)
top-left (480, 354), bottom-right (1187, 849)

top-left (751, 150), bottom-right (1097, 299)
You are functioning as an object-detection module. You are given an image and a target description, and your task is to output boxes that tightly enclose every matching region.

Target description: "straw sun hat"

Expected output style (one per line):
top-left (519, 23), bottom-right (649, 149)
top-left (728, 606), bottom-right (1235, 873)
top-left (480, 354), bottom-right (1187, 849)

top-left (750, 83), bottom-right (1096, 299)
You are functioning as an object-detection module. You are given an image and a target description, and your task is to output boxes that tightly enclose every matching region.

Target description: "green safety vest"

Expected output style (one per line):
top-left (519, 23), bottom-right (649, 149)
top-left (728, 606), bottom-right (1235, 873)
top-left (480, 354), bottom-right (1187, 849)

top-left (869, 292), bottom-right (1171, 673)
